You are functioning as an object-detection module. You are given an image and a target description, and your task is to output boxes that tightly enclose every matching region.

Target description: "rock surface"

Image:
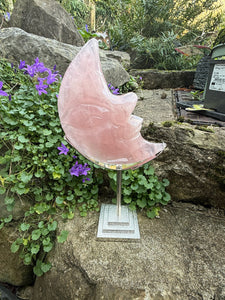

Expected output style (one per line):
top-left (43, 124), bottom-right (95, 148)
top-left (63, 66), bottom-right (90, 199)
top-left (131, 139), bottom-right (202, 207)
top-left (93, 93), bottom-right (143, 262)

top-left (131, 69), bottom-right (195, 89)
top-left (30, 204), bottom-right (225, 300)
top-left (0, 226), bottom-right (34, 286)
top-left (144, 123), bottom-right (225, 209)
top-left (7, 0), bottom-right (84, 46)
top-left (0, 27), bottom-right (130, 87)
top-left (133, 89), bottom-right (225, 209)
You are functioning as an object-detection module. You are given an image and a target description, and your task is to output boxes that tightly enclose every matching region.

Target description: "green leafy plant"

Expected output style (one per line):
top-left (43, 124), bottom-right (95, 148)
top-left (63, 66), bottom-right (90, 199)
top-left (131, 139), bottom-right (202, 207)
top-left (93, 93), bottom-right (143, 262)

top-left (0, 58), bottom-right (102, 276)
top-left (108, 164), bottom-right (171, 219)
top-left (0, 56), bottom-right (170, 278)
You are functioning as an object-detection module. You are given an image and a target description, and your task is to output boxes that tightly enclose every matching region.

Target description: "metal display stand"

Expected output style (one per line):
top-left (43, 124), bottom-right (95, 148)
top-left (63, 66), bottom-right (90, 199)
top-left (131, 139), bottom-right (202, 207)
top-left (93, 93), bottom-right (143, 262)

top-left (97, 170), bottom-right (140, 240)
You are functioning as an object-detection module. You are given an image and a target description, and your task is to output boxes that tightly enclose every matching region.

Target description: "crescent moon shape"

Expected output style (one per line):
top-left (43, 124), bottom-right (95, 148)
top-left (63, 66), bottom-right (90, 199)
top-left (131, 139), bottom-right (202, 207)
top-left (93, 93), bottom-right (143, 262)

top-left (58, 38), bottom-right (166, 170)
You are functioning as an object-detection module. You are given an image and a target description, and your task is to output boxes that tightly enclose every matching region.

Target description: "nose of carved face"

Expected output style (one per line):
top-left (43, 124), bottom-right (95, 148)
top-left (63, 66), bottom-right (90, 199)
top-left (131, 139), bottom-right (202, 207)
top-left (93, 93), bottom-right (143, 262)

top-left (58, 38), bottom-right (166, 170)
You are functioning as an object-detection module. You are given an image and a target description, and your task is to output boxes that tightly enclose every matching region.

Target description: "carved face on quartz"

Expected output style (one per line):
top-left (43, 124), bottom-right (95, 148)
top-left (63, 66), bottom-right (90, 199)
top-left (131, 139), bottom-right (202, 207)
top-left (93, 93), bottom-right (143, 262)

top-left (58, 39), bottom-right (165, 170)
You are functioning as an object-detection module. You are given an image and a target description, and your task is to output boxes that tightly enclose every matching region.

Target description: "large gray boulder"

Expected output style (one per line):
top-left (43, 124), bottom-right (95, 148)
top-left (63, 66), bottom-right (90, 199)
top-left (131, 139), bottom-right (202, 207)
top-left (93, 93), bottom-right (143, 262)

top-left (0, 27), bottom-right (130, 87)
top-left (7, 0), bottom-right (84, 46)
top-left (142, 123), bottom-right (225, 209)
top-left (29, 205), bottom-right (225, 300)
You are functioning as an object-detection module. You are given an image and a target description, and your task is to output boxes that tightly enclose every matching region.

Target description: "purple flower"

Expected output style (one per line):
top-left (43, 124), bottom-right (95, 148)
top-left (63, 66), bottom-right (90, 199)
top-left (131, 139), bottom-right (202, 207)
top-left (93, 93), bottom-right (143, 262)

top-left (25, 64), bottom-right (36, 77)
top-left (82, 177), bottom-right (90, 183)
top-left (85, 24), bottom-right (88, 32)
top-left (69, 161), bottom-right (91, 177)
top-left (46, 69), bottom-right (58, 85)
top-left (57, 143), bottom-right (69, 155)
top-left (0, 81), bottom-right (8, 97)
top-left (108, 83), bottom-right (120, 95)
top-left (112, 88), bottom-right (119, 95)
top-left (19, 60), bottom-right (26, 70)
top-left (4, 12), bottom-right (10, 21)
top-left (8, 95), bottom-right (12, 101)
top-left (35, 78), bottom-right (48, 95)
top-left (139, 76), bottom-right (142, 80)
top-left (33, 57), bottom-right (48, 73)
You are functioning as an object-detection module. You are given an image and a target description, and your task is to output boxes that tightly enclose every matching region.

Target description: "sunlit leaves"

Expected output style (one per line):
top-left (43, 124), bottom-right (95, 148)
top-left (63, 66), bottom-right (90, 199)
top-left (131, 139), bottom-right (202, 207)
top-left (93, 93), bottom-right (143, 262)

top-left (109, 163), bottom-right (171, 218)
top-left (57, 230), bottom-right (69, 243)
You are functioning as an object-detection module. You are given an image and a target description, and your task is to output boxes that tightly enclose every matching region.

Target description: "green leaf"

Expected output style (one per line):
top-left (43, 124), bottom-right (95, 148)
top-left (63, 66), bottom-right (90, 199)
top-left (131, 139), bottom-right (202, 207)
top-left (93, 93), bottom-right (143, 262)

top-left (123, 188), bottom-right (132, 195)
top-left (43, 129), bottom-right (52, 136)
top-left (11, 241), bottom-right (20, 253)
top-left (42, 237), bottom-right (51, 246)
top-left (123, 196), bottom-right (132, 204)
top-left (31, 229), bottom-right (41, 240)
top-left (74, 189), bottom-right (83, 196)
top-left (48, 220), bottom-right (57, 231)
top-left (57, 230), bottom-right (69, 243)
top-left (163, 192), bottom-right (171, 202)
top-left (3, 117), bottom-right (18, 125)
top-left (162, 178), bottom-right (170, 187)
top-left (20, 223), bottom-right (30, 231)
top-left (43, 242), bottom-right (53, 253)
top-left (66, 194), bottom-right (74, 201)
top-left (4, 196), bottom-right (14, 205)
top-left (137, 198), bottom-right (147, 208)
top-left (131, 183), bottom-right (139, 191)
top-left (34, 170), bottom-right (45, 178)
top-left (0, 187), bottom-right (6, 195)
top-left (55, 196), bottom-right (64, 205)
top-left (46, 194), bottom-right (53, 201)
top-left (20, 172), bottom-right (32, 183)
top-left (38, 221), bottom-right (45, 229)
top-left (45, 142), bottom-right (54, 148)
top-left (33, 260), bottom-right (43, 277)
top-left (41, 262), bottom-right (52, 273)
top-left (14, 143), bottom-right (24, 150)
top-left (41, 228), bottom-right (49, 236)
top-left (18, 135), bottom-right (29, 143)
top-left (144, 165), bottom-right (155, 176)
top-left (4, 215), bottom-right (13, 223)
top-left (67, 212), bottom-right (74, 219)
top-left (31, 243), bottom-right (40, 254)
top-left (53, 172), bottom-right (61, 179)
top-left (147, 207), bottom-right (160, 219)
top-left (24, 253), bottom-right (32, 265)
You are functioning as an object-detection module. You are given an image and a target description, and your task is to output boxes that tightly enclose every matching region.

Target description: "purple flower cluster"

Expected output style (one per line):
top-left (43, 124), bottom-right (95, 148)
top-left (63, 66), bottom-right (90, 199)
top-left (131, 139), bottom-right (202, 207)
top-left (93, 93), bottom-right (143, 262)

top-left (108, 83), bottom-right (120, 95)
top-left (19, 57), bottom-right (59, 95)
top-left (69, 161), bottom-right (91, 182)
top-left (57, 143), bottom-right (90, 183)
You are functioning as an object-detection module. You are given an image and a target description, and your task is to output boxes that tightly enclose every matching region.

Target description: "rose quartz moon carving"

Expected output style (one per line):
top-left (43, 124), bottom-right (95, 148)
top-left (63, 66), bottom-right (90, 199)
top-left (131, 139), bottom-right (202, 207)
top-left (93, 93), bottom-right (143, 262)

top-left (58, 38), bottom-right (166, 170)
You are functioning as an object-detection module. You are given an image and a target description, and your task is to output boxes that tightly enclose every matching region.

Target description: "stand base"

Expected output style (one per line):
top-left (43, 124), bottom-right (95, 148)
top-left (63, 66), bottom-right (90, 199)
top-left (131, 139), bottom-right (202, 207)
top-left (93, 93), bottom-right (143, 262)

top-left (97, 204), bottom-right (140, 240)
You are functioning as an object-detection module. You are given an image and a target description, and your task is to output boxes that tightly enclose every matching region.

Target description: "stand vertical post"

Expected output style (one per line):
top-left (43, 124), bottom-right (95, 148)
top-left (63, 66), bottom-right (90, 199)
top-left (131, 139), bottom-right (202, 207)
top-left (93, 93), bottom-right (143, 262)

top-left (117, 170), bottom-right (122, 218)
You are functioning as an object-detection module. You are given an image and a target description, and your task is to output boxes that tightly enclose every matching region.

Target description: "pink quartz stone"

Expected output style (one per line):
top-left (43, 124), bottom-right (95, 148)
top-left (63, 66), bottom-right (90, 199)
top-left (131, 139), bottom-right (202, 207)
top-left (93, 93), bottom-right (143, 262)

top-left (58, 38), bottom-right (166, 170)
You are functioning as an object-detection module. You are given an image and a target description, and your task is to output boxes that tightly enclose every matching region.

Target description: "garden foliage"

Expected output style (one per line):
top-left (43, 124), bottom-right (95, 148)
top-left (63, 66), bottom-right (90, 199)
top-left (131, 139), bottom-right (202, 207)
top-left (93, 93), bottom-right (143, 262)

top-left (57, 0), bottom-right (224, 70)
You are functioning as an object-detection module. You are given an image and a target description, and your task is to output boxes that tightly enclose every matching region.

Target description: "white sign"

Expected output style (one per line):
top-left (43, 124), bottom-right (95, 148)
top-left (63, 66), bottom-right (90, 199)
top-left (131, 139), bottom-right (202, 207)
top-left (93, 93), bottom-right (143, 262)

top-left (209, 64), bottom-right (225, 92)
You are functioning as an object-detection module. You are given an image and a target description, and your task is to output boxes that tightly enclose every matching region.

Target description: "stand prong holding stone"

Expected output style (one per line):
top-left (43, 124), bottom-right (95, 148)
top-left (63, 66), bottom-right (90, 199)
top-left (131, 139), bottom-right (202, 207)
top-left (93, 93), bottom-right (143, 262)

top-left (97, 169), bottom-right (140, 240)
